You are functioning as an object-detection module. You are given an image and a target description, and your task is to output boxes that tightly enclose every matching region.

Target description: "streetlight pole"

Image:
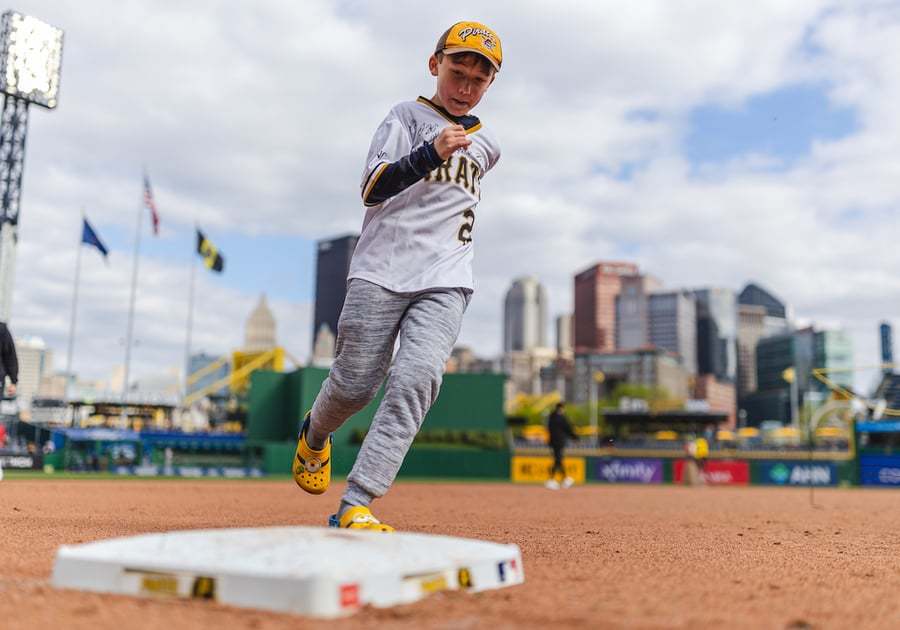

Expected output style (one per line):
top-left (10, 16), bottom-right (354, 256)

top-left (589, 370), bottom-right (597, 441)
top-left (783, 366), bottom-right (799, 427)
top-left (0, 12), bottom-right (64, 321)
top-left (590, 369), bottom-right (605, 447)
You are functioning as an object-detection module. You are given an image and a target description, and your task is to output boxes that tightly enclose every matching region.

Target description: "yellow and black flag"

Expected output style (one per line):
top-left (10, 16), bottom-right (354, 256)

top-left (196, 229), bottom-right (224, 272)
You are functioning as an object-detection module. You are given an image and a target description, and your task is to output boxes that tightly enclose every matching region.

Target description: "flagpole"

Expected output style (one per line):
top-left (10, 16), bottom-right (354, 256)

top-left (65, 211), bottom-right (85, 396)
top-left (183, 240), bottom-right (197, 400)
top-left (122, 194), bottom-right (143, 403)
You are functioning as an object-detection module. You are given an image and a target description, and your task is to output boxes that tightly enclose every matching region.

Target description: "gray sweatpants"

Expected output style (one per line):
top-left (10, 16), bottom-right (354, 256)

top-left (309, 278), bottom-right (469, 502)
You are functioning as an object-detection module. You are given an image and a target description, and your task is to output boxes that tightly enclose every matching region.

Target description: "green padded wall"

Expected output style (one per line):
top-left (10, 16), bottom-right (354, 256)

top-left (248, 368), bottom-right (506, 446)
top-left (246, 371), bottom-right (288, 441)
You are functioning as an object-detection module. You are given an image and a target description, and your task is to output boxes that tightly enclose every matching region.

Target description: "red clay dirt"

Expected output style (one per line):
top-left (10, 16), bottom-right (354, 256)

top-left (1, 479), bottom-right (900, 629)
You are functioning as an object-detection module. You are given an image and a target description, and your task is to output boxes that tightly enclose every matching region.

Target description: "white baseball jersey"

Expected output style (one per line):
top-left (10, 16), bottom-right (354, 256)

top-left (347, 97), bottom-right (501, 293)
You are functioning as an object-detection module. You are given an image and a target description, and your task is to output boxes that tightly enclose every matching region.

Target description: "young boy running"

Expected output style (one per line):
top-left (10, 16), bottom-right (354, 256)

top-left (292, 21), bottom-right (503, 531)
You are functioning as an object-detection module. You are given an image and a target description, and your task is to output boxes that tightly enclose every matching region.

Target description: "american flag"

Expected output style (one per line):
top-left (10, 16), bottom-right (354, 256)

top-left (143, 174), bottom-right (160, 235)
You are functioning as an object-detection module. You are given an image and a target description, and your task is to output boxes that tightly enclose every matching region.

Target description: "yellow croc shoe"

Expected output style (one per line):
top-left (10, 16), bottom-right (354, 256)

top-left (331, 506), bottom-right (394, 532)
top-left (292, 413), bottom-right (331, 495)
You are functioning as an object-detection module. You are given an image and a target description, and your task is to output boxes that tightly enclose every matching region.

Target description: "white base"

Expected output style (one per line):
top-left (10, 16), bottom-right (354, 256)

top-left (52, 526), bottom-right (524, 618)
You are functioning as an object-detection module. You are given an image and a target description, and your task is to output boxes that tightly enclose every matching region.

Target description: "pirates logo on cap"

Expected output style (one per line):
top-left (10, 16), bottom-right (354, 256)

top-left (436, 21), bottom-right (503, 71)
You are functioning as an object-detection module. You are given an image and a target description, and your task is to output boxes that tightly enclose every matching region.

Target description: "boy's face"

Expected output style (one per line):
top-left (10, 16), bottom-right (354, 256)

top-left (429, 53), bottom-right (495, 116)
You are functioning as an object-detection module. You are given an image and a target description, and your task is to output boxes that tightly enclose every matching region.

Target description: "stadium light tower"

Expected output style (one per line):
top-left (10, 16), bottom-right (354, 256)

top-left (0, 10), bottom-right (64, 322)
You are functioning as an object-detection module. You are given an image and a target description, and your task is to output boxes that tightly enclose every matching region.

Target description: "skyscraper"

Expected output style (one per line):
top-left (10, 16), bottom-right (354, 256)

top-left (812, 329), bottom-right (854, 395)
top-left (615, 274), bottom-right (662, 350)
top-left (738, 283), bottom-right (790, 336)
top-left (747, 327), bottom-right (854, 424)
top-left (503, 277), bottom-right (547, 352)
top-left (13, 336), bottom-right (52, 409)
top-left (648, 290), bottom-right (697, 374)
top-left (693, 288), bottom-right (738, 382)
top-left (737, 283), bottom-right (790, 396)
top-left (313, 234), bottom-right (358, 352)
top-left (881, 322), bottom-right (894, 369)
top-left (737, 303), bottom-right (766, 395)
top-left (573, 261), bottom-right (638, 353)
top-left (556, 314), bottom-right (573, 357)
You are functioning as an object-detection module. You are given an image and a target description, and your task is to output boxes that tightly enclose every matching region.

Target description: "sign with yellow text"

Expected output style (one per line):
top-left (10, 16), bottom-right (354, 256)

top-left (511, 456), bottom-right (586, 484)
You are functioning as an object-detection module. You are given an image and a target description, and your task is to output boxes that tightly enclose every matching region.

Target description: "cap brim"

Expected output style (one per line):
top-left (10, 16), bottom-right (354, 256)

top-left (442, 46), bottom-right (500, 72)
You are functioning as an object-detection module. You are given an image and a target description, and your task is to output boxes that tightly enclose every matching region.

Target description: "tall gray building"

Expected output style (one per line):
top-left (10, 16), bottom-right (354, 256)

top-left (737, 304), bottom-right (766, 395)
top-left (693, 288), bottom-right (738, 382)
top-left (648, 291), bottom-right (697, 375)
top-left (614, 274), bottom-right (662, 350)
top-left (737, 283), bottom-right (791, 396)
top-left (503, 277), bottom-right (548, 352)
top-left (556, 313), bottom-right (573, 357)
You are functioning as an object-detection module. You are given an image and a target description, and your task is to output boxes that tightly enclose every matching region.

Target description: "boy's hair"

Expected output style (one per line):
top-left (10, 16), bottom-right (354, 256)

top-left (436, 51), bottom-right (495, 77)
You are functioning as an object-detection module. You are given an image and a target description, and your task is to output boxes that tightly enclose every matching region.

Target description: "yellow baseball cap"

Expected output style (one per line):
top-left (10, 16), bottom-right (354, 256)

top-left (435, 21), bottom-right (502, 72)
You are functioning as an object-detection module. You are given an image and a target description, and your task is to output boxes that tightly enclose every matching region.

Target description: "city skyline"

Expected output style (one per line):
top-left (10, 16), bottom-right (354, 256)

top-left (16, 246), bottom-right (893, 396)
top-left (5, 2), bottom-right (898, 385)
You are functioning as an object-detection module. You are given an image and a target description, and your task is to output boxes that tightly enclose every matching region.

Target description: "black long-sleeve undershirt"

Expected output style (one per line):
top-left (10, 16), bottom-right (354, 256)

top-left (0, 323), bottom-right (17, 385)
top-left (363, 141), bottom-right (444, 206)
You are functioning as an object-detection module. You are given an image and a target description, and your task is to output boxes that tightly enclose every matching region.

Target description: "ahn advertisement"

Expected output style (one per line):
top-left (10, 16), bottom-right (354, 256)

top-left (859, 455), bottom-right (900, 486)
top-left (760, 462), bottom-right (837, 486)
top-left (595, 458), bottom-right (662, 484)
top-left (673, 459), bottom-right (749, 485)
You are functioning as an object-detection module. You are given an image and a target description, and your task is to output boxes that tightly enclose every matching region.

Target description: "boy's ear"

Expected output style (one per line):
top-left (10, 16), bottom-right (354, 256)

top-left (428, 54), bottom-right (439, 77)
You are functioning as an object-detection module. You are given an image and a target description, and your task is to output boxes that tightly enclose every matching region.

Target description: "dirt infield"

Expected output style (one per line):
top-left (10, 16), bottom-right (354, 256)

top-left (2, 479), bottom-right (900, 629)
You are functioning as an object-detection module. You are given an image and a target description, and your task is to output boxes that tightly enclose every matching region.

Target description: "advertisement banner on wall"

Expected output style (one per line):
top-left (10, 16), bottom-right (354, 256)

top-left (595, 458), bottom-right (663, 483)
top-left (0, 454), bottom-right (35, 469)
top-left (113, 466), bottom-right (265, 478)
top-left (511, 456), bottom-right (586, 484)
top-left (860, 455), bottom-right (900, 486)
top-left (759, 461), bottom-right (837, 486)
top-left (673, 459), bottom-right (749, 485)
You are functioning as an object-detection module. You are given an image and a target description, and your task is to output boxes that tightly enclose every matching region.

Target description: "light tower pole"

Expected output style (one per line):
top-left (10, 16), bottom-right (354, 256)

top-left (0, 11), bottom-right (64, 322)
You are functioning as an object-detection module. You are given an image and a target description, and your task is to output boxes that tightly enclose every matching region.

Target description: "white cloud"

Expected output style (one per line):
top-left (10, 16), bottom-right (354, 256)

top-left (6, 0), bottom-right (898, 391)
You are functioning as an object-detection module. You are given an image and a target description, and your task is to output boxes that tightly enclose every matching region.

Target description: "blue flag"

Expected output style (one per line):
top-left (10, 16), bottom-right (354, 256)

top-left (81, 218), bottom-right (109, 258)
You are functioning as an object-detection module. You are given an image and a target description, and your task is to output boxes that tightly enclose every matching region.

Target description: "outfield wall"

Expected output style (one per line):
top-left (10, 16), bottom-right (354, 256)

top-left (509, 451), bottom-right (858, 487)
top-left (258, 441), bottom-right (510, 479)
top-left (256, 440), bottom-right (857, 487)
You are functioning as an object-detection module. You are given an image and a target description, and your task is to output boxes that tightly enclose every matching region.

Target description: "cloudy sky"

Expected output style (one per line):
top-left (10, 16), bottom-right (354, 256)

top-left (9, 0), bottom-right (899, 388)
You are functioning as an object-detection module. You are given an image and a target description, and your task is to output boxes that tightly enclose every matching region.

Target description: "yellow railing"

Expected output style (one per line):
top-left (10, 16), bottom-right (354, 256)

top-left (183, 349), bottom-right (277, 406)
top-left (812, 364), bottom-right (899, 417)
top-left (185, 354), bottom-right (229, 387)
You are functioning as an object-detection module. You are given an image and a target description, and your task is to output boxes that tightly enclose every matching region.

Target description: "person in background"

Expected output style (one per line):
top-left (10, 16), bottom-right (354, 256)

top-left (546, 402), bottom-right (578, 490)
top-left (0, 322), bottom-right (17, 399)
top-left (683, 434), bottom-right (709, 486)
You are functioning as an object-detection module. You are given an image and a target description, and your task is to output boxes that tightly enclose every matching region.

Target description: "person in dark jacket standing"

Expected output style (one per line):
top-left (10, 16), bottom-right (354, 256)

top-left (0, 322), bottom-right (18, 398)
top-left (546, 402), bottom-right (578, 489)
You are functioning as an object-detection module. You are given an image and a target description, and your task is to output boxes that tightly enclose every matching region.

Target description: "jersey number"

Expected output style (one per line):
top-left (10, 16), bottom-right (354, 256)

top-left (458, 209), bottom-right (475, 244)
